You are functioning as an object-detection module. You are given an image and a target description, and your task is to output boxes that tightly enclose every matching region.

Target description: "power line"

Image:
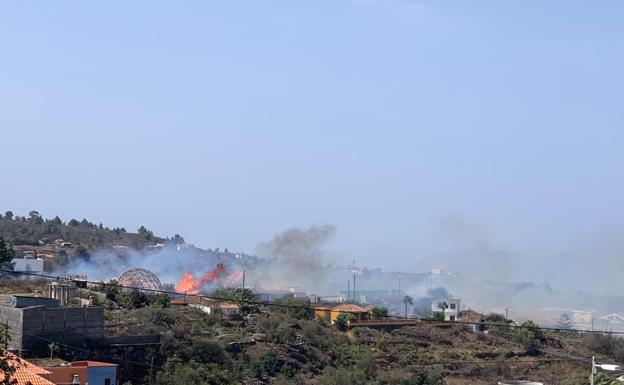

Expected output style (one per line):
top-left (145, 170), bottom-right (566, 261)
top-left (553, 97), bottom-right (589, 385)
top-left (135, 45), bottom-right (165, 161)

top-left (2, 324), bottom-right (163, 371)
top-left (2, 269), bottom-right (623, 335)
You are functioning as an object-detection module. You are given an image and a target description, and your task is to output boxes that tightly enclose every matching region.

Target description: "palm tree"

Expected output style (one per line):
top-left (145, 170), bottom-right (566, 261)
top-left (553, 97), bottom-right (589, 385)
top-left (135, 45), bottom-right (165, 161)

top-left (403, 295), bottom-right (413, 318)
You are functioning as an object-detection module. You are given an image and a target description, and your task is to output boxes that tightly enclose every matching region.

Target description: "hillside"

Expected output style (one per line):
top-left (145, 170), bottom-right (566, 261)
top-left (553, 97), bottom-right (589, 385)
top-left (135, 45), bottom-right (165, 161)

top-left (0, 210), bottom-right (166, 249)
top-left (4, 280), bottom-right (613, 385)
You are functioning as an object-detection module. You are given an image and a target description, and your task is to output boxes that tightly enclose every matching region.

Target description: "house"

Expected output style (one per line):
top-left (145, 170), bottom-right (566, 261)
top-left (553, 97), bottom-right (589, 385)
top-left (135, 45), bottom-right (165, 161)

top-left (0, 350), bottom-right (56, 385)
top-left (431, 298), bottom-right (461, 321)
top-left (256, 288), bottom-right (306, 302)
top-left (44, 360), bottom-right (119, 385)
top-left (599, 313), bottom-right (624, 325)
top-left (171, 296), bottom-right (240, 315)
top-left (313, 303), bottom-right (370, 323)
top-left (570, 310), bottom-right (594, 330)
top-left (313, 304), bottom-right (334, 322)
top-left (11, 258), bottom-right (44, 277)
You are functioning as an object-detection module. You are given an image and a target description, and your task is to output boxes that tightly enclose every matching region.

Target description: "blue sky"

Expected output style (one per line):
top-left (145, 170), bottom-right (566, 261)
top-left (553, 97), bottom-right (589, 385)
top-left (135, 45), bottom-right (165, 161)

top-left (1, 1), bottom-right (623, 286)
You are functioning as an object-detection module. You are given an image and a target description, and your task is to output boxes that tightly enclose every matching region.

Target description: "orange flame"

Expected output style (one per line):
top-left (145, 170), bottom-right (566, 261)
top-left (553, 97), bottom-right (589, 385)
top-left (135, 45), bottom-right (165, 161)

top-left (176, 272), bottom-right (200, 294)
top-left (176, 263), bottom-right (232, 294)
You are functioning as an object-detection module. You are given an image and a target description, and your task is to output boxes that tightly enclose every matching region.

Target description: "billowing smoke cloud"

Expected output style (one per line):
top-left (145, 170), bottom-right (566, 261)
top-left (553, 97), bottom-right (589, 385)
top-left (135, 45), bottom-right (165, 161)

top-left (255, 224), bottom-right (337, 266)
top-left (62, 246), bottom-right (242, 288)
top-left (248, 225), bottom-right (338, 293)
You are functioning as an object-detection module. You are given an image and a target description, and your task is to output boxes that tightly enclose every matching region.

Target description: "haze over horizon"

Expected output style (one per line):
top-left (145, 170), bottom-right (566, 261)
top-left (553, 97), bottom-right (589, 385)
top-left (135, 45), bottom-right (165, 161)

top-left (2, 1), bottom-right (624, 294)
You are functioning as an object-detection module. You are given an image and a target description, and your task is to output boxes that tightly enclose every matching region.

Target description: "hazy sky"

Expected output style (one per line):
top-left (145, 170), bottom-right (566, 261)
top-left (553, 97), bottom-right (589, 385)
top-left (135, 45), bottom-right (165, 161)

top-left (1, 1), bottom-right (623, 287)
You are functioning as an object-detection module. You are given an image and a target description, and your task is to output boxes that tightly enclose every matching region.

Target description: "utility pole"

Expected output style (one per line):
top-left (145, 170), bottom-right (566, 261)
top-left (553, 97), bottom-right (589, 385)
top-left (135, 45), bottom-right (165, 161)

top-left (242, 269), bottom-right (245, 290)
top-left (4, 321), bottom-right (8, 350)
top-left (590, 356), bottom-right (595, 385)
top-left (398, 274), bottom-right (401, 296)
top-left (347, 280), bottom-right (350, 303)
top-left (505, 308), bottom-right (509, 322)
top-left (353, 272), bottom-right (356, 304)
top-left (149, 355), bottom-right (154, 385)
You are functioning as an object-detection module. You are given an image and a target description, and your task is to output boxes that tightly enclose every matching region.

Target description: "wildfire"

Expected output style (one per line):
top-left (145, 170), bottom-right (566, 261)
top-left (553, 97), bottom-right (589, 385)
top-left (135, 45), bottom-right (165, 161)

top-left (176, 272), bottom-right (200, 294)
top-left (175, 263), bottom-right (243, 294)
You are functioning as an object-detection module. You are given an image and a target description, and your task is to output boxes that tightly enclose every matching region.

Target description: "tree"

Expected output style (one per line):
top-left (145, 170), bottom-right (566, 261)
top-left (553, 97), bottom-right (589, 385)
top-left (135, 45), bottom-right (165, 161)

top-left (124, 290), bottom-right (149, 309)
top-left (426, 287), bottom-right (450, 299)
top-left (138, 225), bottom-right (153, 241)
top-left (556, 313), bottom-right (573, 330)
top-left (512, 320), bottom-right (542, 355)
top-left (0, 323), bottom-right (16, 385)
top-left (28, 210), bottom-right (43, 224)
top-left (403, 371), bottom-right (446, 385)
top-left (3, 211), bottom-right (13, 220)
top-left (55, 249), bottom-right (69, 271)
top-left (171, 234), bottom-right (185, 244)
top-left (104, 280), bottom-right (120, 302)
top-left (155, 293), bottom-right (171, 308)
top-left (403, 295), bottom-right (413, 318)
top-left (371, 307), bottom-right (389, 320)
top-left (413, 298), bottom-right (432, 317)
top-left (75, 246), bottom-right (91, 262)
top-left (0, 236), bottom-right (15, 272)
top-left (335, 313), bottom-right (354, 331)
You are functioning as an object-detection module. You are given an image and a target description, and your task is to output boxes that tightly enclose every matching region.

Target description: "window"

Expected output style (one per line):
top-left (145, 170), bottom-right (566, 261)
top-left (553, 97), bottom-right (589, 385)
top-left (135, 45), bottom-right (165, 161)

top-left (450, 315), bottom-right (456, 321)
top-left (450, 303), bottom-right (456, 310)
top-left (437, 303), bottom-right (444, 309)
top-left (105, 379), bottom-right (111, 385)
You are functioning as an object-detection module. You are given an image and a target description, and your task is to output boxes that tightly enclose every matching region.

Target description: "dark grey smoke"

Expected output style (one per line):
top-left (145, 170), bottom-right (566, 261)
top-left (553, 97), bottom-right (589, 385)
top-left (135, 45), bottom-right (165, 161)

top-left (255, 224), bottom-right (337, 266)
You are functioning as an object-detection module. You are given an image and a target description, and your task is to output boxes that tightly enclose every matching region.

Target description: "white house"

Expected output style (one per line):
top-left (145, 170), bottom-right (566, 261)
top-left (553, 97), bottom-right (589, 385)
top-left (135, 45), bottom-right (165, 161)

top-left (11, 258), bottom-right (44, 278)
top-left (431, 298), bottom-right (461, 321)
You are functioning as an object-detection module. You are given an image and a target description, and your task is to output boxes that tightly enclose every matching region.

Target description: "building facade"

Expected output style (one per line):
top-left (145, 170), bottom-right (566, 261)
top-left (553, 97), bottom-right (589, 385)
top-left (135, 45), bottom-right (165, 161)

top-left (431, 298), bottom-right (461, 321)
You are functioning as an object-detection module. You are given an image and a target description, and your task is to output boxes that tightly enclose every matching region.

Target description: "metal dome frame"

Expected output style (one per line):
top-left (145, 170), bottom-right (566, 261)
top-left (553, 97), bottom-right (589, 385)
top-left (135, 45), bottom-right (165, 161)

top-left (117, 268), bottom-right (163, 291)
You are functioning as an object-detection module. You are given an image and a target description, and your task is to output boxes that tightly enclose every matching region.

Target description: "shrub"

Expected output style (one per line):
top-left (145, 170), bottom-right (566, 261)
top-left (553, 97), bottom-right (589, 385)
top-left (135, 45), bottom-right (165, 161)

top-left (512, 320), bottom-right (542, 355)
top-left (371, 307), bottom-right (389, 320)
top-left (335, 313), bottom-right (354, 332)
top-left (403, 371), bottom-right (445, 385)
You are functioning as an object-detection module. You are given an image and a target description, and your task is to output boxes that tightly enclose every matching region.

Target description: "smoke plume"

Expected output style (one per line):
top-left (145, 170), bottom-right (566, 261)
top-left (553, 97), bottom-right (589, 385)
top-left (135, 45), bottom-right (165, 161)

top-left (255, 224), bottom-right (337, 266)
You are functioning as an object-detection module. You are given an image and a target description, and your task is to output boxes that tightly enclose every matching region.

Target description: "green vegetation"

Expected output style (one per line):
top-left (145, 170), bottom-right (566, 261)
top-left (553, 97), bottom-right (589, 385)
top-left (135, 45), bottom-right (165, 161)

top-left (512, 320), bottom-right (543, 355)
top-left (556, 313), bottom-right (573, 330)
top-left (0, 211), bottom-right (164, 248)
top-left (403, 295), bottom-right (413, 318)
top-left (371, 306), bottom-right (389, 320)
top-left (1, 278), bottom-right (620, 385)
top-left (0, 235), bottom-right (15, 273)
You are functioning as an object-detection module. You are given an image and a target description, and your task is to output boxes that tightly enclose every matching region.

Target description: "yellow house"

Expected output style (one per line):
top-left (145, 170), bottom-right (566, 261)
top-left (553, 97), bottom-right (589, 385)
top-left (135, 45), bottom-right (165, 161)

top-left (313, 303), bottom-right (370, 323)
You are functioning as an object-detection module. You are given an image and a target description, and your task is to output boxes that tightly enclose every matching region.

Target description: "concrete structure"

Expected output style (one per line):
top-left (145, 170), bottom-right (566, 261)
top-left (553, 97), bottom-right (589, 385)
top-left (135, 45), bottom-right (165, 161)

top-left (256, 288), bottom-right (306, 302)
top-left (431, 298), bottom-right (461, 321)
top-left (45, 361), bottom-right (119, 385)
top-left (0, 305), bottom-right (104, 354)
top-left (47, 282), bottom-right (77, 306)
top-left (0, 350), bottom-right (56, 385)
top-left (11, 295), bottom-right (60, 309)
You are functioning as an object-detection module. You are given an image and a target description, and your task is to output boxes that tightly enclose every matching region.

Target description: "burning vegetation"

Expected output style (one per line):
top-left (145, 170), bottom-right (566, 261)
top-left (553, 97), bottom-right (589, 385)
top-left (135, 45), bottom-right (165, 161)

top-left (175, 263), bottom-right (243, 295)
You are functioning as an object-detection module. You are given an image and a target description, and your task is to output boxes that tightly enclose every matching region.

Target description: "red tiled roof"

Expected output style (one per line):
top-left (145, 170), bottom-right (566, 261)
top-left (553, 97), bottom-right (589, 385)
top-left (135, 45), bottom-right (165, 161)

top-left (0, 351), bottom-right (55, 385)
